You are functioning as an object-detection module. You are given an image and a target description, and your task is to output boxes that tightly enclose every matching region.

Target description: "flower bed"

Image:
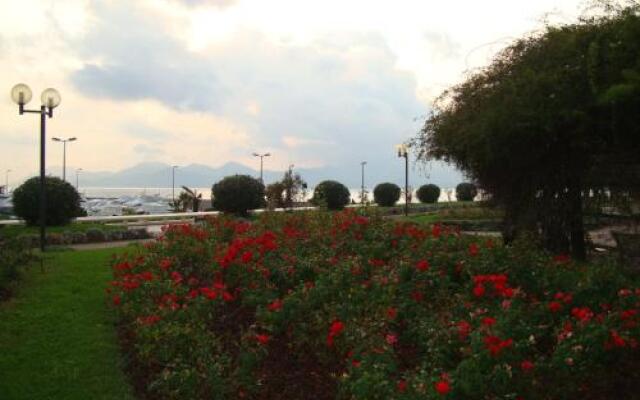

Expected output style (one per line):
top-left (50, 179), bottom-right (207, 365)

top-left (109, 210), bottom-right (640, 399)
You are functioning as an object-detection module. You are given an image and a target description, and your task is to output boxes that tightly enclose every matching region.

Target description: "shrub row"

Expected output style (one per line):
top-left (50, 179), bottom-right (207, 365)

top-left (14, 228), bottom-right (149, 248)
top-left (109, 211), bottom-right (640, 400)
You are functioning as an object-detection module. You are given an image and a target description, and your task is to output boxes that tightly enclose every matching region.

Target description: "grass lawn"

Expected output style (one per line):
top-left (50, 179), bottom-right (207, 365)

top-left (0, 247), bottom-right (136, 400)
top-left (0, 223), bottom-right (123, 240)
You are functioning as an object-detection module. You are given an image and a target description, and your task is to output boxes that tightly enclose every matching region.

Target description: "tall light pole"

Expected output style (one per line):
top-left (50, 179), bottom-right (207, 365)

top-left (360, 161), bottom-right (367, 205)
top-left (172, 165), bottom-right (179, 203)
top-left (76, 168), bottom-right (83, 191)
top-left (5, 169), bottom-right (11, 193)
top-left (51, 136), bottom-right (77, 181)
top-left (396, 144), bottom-right (409, 217)
top-left (11, 83), bottom-right (62, 253)
top-left (252, 152), bottom-right (271, 183)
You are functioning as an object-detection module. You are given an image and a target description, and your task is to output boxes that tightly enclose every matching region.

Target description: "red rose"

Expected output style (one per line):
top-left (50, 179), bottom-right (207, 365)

top-left (434, 380), bottom-right (450, 395)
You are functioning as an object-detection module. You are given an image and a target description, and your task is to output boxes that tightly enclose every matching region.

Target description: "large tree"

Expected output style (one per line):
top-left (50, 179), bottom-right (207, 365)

top-left (414, 4), bottom-right (640, 259)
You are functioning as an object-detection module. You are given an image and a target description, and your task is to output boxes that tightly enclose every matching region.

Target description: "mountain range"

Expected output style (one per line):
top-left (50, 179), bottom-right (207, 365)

top-left (45, 161), bottom-right (463, 189)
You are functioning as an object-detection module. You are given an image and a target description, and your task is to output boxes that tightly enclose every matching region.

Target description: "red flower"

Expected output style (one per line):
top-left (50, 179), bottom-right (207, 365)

top-left (256, 334), bottom-right (270, 345)
top-left (481, 316), bottom-right (497, 327)
top-left (397, 379), bottom-right (407, 393)
top-left (386, 307), bottom-right (397, 320)
top-left (241, 251), bottom-right (253, 263)
top-left (520, 360), bottom-right (534, 372)
top-left (171, 271), bottom-right (183, 285)
top-left (457, 320), bottom-right (472, 339)
top-left (548, 301), bottom-right (562, 313)
top-left (484, 335), bottom-right (513, 356)
top-left (473, 285), bottom-right (485, 297)
top-left (432, 224), bottom-right (441, 238)
top-left (609, 330), bottom-right (626, 348)
top-left (553, 254), bottom-right (570, 264)
top-left (267, 299), bottom-right (283, 312)
top-left (386, 333), bottom-right (398, 345)
top-left (159, 258), bottom-right (172, 271)
top-left (571, 307), bottom-right (594, 322)
top-left (416, 259), bottom-right (430, 271)
top-left (434, 380), bottom-right (450, 395)
top-left (411, 291), bottom-right (424, 302)
top-left (222, 291), bottom-right (234, 302)
top-left (112, 295), bottom-right (121, 306)
top-left (327, 320), bottom-right (345, 347)
top-left (140, 315), bottom-right (161, 326)
top-left (468, 243), bottom-right (479, 257)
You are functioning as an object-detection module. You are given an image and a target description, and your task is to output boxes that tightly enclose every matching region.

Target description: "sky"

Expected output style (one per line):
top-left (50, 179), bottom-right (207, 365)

top-left (0, 0), bottom-right (587, 186)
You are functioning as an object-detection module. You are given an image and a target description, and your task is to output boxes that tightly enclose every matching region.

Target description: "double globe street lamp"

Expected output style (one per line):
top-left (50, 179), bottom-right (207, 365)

top-left (11, 83), bottom-right (62, 252)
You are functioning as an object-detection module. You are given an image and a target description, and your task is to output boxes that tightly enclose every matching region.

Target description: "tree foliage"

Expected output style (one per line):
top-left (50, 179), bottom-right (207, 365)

top-left (264, 167), bottom-right (307, 210)
top-left (373, 183), bottom-right (401, 207)
top-left (311, 180), bottom-right (351, 210)
top-left (414, 5), bottom-right (640, 259)
top-left (12, 176), bottom-right (85, 226)
top-left (417, 184), bottom-right (441, 203)
top-left (212, 175), bottom-right (265, 216)
top-left (456, 183), bottom-right (477, 202)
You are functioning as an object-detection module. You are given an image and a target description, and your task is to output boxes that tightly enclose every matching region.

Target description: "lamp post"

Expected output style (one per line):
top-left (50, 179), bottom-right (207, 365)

top-left (5, 169), bottom-right (10, 193)
top-left (360, 161), bottom-right (367, 205)
top-left (171, 165), bottom-right (179, 203)
top-left (396, 144), bottom-right (409, 217)
top-left (11, 83), bottom-right (62, 253)
top-left (75, 168), bottom-right (83, 191)
top-left (51, 136), bottom-right (76, 181)
top-left (253, 152), bottom-right (271, 183)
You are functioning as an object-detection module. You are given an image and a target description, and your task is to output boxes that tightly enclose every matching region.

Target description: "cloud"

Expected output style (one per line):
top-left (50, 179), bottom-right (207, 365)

top-left (69, 3), bottom-right (425, 170)
top-left (71, 1), bottom-right (226, 112)
top-left (177, 0), bottom-right (236, 8)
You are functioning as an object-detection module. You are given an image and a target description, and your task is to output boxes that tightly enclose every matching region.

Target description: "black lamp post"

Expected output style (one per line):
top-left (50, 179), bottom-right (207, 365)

top-left (172, 165), bottom-right (179, 204)
top-left (396, 144), bottom-right (409, 217)
top-left (51, 136), bottom-right (77, 181)
top-left (253, 152), bottom-right (271, 183)
top-left (11, 83), bottom-right (62, 253)
top-left (360, 161), bottom-right (367, 204)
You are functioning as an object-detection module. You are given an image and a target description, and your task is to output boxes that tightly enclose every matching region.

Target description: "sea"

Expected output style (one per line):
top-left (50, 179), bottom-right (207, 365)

top-left (80, 187), bottom-right (459, 203)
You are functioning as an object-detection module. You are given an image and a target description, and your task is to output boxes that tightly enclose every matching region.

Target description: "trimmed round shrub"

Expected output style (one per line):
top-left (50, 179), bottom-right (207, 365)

top-left (311, 180), bottom-right (351, 210)
top-left (456, 182), bottom-right (478, 202)
top-left (373, 183), bottom-right (401, 207)
top-left (417, 184), bottom-right (441, 204)
top-left (12, 176), bottom-right (84, 226)
top-left (212, 175), bottom-right (265, 216)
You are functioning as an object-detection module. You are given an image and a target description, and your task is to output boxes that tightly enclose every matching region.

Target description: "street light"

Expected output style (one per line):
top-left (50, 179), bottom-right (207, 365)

top-left (76, 168), bottom-right (83, 191)
top-left (172, 165), bottom-right (179, 203)
top-left (51, 136), bottom-right (77, 181)
top-left (360, 161), bottom-right (367, 205)
top-left (253, 152), bottom-right (271, 183)
top-left (396, 144), bottom-right (409, 217)
top-left (11, 83), bottom-right (62, 253)
top-left (5, 169), bottom-right (11, 193)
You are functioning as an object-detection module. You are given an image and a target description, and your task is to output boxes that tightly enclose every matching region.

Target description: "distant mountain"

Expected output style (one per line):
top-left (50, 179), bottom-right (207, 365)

top-left (47, 160), bottom-right (463, 189)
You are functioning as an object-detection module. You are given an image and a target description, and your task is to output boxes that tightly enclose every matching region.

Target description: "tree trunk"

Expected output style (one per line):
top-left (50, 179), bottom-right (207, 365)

top-left (568, 182), bottom-right (587, 261)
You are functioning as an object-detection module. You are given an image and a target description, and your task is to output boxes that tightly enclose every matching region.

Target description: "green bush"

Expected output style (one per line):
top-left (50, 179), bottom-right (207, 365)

top-left (12, 176), bottom-right (84, 226)
top-left (456, 182), bottom-right (478, 202)
top-left (311, 180), bottom-right (351, 210)
top-left (212, 175), bottom-right (265, 216)
top-left (417, 184), bottom-right (441, 203)
top-left (373, 182), bottom-right (401, 207)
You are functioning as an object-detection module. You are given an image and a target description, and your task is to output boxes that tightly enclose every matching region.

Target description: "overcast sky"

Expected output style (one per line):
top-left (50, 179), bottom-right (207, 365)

top-left (1, 0), bottom-right (587, 184)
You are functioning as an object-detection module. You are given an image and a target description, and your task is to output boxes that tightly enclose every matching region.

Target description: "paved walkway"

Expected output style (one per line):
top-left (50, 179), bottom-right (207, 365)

top-left (64, 238), bottom-right (154, 251)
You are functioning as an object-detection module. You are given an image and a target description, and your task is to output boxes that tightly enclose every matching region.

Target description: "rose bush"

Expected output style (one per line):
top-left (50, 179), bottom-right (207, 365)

top-left (109, 210), bottom-right (640, 399)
